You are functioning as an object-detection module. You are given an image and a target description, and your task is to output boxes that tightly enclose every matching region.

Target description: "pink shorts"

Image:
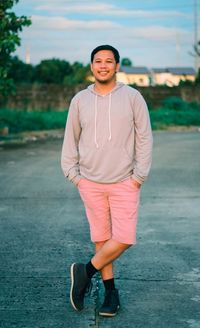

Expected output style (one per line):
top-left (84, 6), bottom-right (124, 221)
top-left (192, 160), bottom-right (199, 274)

top-left (78, 178), bottom-right (141, 245)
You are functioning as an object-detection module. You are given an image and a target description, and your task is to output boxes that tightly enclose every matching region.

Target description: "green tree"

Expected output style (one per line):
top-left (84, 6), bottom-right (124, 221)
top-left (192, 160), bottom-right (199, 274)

top-left (195, 68), bottom-right (200, 84)
top-left (64, 62), bottom-right (91, 86)
top-left (188, 40), bottom-right (200, 84)
top-left (121, 57), bottom-right (132, 66)
top-left (0, 0), bottom-right (31, 97)
top-left (8, 56), bottom-right (35, 83)
top-left (34, 59), bottom-right (73, 84)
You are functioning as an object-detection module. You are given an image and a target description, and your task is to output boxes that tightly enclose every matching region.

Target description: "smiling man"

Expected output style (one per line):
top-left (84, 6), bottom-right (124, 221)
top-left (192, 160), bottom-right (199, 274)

top-left (61, 45), bottom-right (153, 317)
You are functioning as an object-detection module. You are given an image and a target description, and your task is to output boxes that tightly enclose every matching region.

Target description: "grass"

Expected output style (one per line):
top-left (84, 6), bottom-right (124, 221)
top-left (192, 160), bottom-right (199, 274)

top-left (0, 110), bottom-right (68, 134)
top-left (0, 98), bottom-right (200, 136)
top-left (150, 106), bottom-right (200, 130)
top-left (149, 99), bottom-right (200, 129)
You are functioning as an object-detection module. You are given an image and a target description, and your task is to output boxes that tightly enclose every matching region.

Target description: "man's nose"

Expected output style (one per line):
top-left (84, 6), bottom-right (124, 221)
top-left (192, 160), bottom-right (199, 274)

top-left (100, 62), bottom-right (107, 68)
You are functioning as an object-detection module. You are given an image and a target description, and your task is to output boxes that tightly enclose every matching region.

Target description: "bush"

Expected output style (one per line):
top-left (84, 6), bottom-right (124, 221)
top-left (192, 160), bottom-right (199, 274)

top-left (1, 99), bottom-right (200, 135)
top-left (0, 109), bottom-right (68, 133)
top-left (150, 105), bottom-right (200, 129)
top-left (161, 96), bottom-right (189, 111)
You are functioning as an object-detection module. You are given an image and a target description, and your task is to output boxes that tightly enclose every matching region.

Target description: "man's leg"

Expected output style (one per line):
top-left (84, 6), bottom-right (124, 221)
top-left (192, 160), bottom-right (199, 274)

top-left (70, 178), bottom-right (139, 313)
top-left (93, 239), bottom-right (130, 316)
top-left (70, 180), bottom-right (112, 312)
top-left (95, 241), bottom-right (114, 280)
top-left (86, 240), bottom-right (122, 292)
top-left (70, 239), bottom-right (129, 312)
top-left (92, 239), bottom-right (130, 271)
top-left (92, 179), bottom-right (140, 316)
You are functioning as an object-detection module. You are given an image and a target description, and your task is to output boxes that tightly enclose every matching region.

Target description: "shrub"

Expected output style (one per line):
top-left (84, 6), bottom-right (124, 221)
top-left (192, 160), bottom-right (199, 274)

top-left (150, 105), bottom-right (200, 129)
top-left (161, 97), bottom-right (189, 111)
top-left (0, 109), bottom-right (68, 133)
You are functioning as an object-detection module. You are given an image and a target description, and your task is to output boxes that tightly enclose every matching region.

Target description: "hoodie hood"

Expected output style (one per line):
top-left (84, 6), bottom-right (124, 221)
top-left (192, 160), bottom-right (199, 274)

top-left (87, 82), bottom-right (124, 95)
top-left (87, 82), bottom-right (124, 148)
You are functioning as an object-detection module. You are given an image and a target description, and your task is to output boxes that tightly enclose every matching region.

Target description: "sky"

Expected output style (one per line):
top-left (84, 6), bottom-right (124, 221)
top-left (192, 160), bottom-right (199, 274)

top-left (13, 0), bottom-right (199, 69)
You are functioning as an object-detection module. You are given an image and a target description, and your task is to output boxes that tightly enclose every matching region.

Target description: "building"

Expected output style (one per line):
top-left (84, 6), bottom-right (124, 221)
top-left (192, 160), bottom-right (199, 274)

top-left (152, 67), bottom-right (196, 86)
top-left (87, 65), bottom-right (196, 87)
top-left (117, 66), bottom-right (150, 86)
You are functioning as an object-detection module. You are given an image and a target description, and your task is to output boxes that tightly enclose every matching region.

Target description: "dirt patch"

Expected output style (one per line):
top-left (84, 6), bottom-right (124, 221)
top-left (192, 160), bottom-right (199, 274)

top-left (0, 126), bottom-right (200, 148)
top-left (165, 125), bottom-right (200, 132)
top-left (0, 129), bottom-right (64, 147)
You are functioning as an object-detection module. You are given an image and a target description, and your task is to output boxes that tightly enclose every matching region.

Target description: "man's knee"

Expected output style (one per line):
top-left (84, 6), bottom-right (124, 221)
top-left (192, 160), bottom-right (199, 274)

top-left (122, 243), bottom-right (132, 251)
top-left (95, 240), bottom-right (109, 252)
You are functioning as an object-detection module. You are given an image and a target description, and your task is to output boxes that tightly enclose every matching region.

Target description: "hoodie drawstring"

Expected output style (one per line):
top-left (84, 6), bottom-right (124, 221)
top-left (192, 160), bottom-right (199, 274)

top-left (94, 93), bottom-right (112, 148)
top-left (94, 95), bottom-right (99, 148)
top-left (108, 93), bottom-right (112, 141)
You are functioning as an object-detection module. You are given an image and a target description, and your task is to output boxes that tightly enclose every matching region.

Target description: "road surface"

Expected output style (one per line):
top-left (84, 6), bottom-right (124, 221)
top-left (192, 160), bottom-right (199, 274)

top-left (0, 131), bottom-right (200, 328)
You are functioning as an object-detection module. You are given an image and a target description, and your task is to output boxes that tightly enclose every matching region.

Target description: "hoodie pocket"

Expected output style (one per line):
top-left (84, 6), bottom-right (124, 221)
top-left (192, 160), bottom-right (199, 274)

top-left (79, 145), bottom-right (134, 181)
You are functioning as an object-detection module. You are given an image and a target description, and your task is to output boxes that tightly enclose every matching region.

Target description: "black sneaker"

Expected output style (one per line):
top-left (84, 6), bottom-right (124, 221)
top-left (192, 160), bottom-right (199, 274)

top-left (99, 289), bottom-right (120, 317)
top-left (70, 263), bottom-right (91, 311)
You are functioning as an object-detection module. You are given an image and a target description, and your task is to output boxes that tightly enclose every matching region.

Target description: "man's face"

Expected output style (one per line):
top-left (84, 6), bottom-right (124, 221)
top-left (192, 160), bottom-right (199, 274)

top-left (91, 50), bottom-right (119, 84)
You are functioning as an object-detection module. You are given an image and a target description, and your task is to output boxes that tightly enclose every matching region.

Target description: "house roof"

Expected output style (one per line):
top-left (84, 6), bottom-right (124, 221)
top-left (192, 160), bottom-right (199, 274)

top-left (167, 67), bottom-right (196, 75)
top-left (152, 67), bottom-right (196, 76)
top-left (152, 68), bottom-right (167, 73)
top-left (119, 66), bottom-right (150, 74)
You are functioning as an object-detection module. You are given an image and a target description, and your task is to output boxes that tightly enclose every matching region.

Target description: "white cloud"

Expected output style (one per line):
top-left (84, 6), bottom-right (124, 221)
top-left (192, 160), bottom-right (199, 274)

top-left (29, 14), bottom-right (190, 39)
top-left (14, 0), bottom-right (194, 68)
top-left (35, 2), bottom-right (189, 19)
top-left (112, 9), bottom-right (189, 18)
top-left (18, 17), bottom-right (192, 65)
top-left (31, 15), bottom-right (120, 30)
top-left (36, 3), bottom-right (115, 14)
top-left (128, 26), bottom-right (190, 42)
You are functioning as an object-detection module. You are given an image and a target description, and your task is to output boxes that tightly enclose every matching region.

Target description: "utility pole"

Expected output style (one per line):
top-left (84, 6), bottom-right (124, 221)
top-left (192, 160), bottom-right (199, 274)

top-left (194, 0), bottom-right (199, 73)
top-left (176, 33), bottom-right (181, 67)
top-left (25, 45), bottom-right (31, 64)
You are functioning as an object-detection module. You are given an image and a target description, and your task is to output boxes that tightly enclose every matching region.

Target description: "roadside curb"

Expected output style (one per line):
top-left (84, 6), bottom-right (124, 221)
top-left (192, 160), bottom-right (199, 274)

top-left (0, 129), bottom-right (64, 147)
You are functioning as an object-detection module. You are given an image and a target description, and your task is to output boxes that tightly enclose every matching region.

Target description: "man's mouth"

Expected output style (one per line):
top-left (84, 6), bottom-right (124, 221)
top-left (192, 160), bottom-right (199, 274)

top-left (98, 71), bottom-right (109, 76)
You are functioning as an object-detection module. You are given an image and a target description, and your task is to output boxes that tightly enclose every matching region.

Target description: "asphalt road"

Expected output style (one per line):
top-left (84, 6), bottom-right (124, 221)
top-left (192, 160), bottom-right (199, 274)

top-left (0, 131), bottom-right (200, 328)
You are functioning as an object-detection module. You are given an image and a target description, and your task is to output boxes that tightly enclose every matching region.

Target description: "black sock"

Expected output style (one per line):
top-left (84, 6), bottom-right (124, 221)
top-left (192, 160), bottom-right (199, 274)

top-left (86, 260), bottom-right (98, 279)
top-left (103, 278), bottom-right (116, 290)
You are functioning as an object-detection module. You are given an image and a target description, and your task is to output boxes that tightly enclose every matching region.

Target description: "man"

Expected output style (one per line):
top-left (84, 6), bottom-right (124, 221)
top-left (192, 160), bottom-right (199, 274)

top-left (61, 45), bottom-right (153, 317)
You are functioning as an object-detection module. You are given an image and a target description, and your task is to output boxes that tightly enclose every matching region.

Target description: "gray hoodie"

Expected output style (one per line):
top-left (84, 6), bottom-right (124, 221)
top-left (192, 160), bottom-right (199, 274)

top-left (61, 82), bottom-right (153, 185)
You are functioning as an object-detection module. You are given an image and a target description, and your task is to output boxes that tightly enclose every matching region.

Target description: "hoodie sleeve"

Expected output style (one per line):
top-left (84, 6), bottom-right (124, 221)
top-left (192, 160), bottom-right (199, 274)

top-left (131, 91), bottom-right (153, 184)
top-left (61, 97), bottom-right (82, 186)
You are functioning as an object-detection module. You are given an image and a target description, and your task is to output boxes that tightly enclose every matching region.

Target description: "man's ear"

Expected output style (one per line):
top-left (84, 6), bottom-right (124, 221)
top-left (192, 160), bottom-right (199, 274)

top-left (90, 63), bottom-right (93, 73)
top-left (115, 63), bottom-right (120, 73)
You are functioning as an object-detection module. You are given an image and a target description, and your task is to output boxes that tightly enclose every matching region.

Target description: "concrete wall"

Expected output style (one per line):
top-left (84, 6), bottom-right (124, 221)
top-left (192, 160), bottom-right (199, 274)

top-left (137, 85), bottom-right (200, 108)
top-left (1, 84), bottom-right (86, 112)
top-left (1, 84), bottom-right (200, 111)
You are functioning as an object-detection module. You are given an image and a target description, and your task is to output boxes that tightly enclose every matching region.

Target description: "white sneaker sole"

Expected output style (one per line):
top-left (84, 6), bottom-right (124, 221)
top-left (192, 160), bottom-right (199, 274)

top-left (99, 305), bottom-right (120, 317)
top-left (70, 263), bottom-right (79, 311)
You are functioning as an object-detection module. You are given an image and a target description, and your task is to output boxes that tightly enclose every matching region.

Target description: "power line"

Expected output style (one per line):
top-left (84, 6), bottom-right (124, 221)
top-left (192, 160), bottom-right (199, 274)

top-left (194, 0), bottom-right (199, 72)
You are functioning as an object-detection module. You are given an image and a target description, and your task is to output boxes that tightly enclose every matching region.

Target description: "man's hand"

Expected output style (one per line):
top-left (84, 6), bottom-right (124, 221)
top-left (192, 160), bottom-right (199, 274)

top-left (131, 179), bottom-right (141, 189)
